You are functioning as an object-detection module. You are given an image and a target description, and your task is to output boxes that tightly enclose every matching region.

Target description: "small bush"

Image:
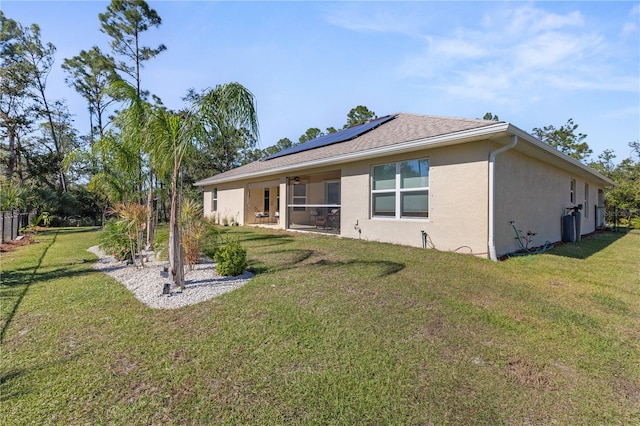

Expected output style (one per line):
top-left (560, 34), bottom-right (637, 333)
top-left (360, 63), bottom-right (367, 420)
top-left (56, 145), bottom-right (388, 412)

top-left (34, 211), bottom-right (53, 227)
top-left (214, 238), bottom-right (247, 276)
top-left (99, 219), bottom-right (133, 261)
top-left (181, 199), bottom-right (220, 269)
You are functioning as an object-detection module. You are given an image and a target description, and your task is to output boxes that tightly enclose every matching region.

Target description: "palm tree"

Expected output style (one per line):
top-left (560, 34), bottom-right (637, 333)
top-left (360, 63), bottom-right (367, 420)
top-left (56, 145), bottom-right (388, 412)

top-left (146, 82), bottom-right (258, 289)
top-left (197, 82), bottom-right (260, 174)
top-left (88, 80), bottom-right (149, 209)
top-left (108, 79), bottom-right (155, 244)
top-left (146, 108), bottom-right (193, 289)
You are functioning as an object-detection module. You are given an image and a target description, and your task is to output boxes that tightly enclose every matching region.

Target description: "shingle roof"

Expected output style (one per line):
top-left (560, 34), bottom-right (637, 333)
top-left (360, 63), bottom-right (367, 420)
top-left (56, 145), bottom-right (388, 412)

top-left (195, 113), bottom-right (499, 186)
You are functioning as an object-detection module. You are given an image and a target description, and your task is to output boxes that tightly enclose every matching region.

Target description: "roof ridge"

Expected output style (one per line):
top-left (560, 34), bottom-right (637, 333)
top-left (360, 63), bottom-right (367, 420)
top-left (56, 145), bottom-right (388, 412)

top-left (395, 112), bottom-right (503, 124)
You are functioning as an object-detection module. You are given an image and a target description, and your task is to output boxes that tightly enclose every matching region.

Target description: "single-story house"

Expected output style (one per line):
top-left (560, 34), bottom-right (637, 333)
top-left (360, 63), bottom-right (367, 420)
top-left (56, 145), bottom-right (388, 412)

top-left (195, 113), bottom-right (614, 260)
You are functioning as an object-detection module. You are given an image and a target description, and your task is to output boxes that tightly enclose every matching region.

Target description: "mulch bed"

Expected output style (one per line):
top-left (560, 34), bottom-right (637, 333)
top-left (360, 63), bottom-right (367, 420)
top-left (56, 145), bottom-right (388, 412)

top-left (0, 234), bottom-right (37, 254)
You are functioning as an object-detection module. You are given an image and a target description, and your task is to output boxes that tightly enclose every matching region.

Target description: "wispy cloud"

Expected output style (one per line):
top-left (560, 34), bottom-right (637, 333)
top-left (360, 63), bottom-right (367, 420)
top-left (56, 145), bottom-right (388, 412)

top-left (327, 3), bottom-right (638, 105)
top-left (323, 5), bottom-right (423, 37)
top-left (621, 21), bottom-right (638, 36)
top-left (504, 7), bottom-right (584, 33)
top-left (621, 4), bottom-right (639, 36)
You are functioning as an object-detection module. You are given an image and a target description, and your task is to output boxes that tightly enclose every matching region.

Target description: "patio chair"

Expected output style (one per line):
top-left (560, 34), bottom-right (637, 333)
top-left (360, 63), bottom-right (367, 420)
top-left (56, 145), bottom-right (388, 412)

top-left (315, 212), bottom-right (326, 228)
top-left (327, 208), bottom-right (340, 230)
top-left (254, 207), bottom-right (269, 223)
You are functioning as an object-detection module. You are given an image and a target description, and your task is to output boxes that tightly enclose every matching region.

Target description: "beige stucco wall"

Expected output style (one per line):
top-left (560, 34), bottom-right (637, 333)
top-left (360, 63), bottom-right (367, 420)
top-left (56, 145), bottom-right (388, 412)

top-left (246, 179), bottom-right (286, 226)
top-left (202, 182), bottom-right (245, 225)
top-left (203, 188), bottom-right (214, 219)
top-left (202, 139), bottom-right (607, 259)
top-left (494, 148), bottom-right (604, 256)
top-left (341, 142), bottom-right (490, 254)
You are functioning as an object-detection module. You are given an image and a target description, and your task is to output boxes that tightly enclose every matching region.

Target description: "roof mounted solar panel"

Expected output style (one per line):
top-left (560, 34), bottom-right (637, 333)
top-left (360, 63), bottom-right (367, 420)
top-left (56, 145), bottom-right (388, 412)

top-left (265, 114), bottom-right (396, 161)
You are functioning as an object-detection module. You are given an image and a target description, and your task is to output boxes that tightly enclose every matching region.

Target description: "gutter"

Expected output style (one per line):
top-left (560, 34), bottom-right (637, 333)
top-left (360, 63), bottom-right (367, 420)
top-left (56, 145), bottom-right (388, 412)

top-left (488, 134), bottom-right (518, 261)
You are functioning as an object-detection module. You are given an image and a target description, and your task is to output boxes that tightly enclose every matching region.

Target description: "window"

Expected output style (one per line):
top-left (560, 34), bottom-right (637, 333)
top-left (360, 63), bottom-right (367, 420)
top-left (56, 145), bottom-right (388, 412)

top-left (326, 181), bottom-right (340, 205)
top-left (292, 183), bottom-right (306, 211)
top-left (570, 179), bottom-right (576, 204)
top-left (211, 188), bottom-right (218, 212)
top-left (264, 188), bottom-right (270, 213)
top-left (584, 183), bottom-right (589, 218)
top-left (372, 159), bottom-right (429, 219)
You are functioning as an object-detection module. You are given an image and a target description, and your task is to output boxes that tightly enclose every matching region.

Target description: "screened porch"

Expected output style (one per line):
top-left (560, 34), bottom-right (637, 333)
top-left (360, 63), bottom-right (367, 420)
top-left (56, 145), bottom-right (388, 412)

top-left (287, 171), bottom-right (341, 234)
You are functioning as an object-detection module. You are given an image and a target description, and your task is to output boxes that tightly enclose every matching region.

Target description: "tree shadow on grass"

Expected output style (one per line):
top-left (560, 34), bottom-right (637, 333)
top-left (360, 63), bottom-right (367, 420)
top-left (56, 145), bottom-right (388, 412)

top-left (311, 258), bottom-right (405, 278)
top-left (30, 226), bottom-right (99, 238)
top-left (546, 230), bottom-right (631, 260)
top-left (226, 229), bottom-right (296, 248)
top-left (0, 368), bottom-right (27, 402)
top-left (1, 264), bottom-right (97, 289)
top-left (0, 351), bottom-right (84, 403)
top-left (0, 231), bottom-right (59, 343)
top-left (248, 248), bottom-right (315, 275)
top-left (247, 246), bottom-right (405, 279)
top-left (0, 231), bottom-right (96, 343)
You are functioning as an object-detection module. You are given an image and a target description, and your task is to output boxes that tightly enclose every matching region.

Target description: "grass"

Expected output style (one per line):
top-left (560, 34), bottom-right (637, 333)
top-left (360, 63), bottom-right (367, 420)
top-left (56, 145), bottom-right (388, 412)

top-left (1, 226), bottom-right (639, 424)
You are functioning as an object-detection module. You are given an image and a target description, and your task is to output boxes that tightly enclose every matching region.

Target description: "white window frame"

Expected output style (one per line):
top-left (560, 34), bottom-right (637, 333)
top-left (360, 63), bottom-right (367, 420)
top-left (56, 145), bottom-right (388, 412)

top-left (570, 179), bottom-right (576, 204)
top-left (371, 158), bottom-right (429, 220)
top-left (292, 183), bottom-right (306, 212)
top-left (584, 183), bottom-right (589, 218)
top-left (211, 188), bottom-right (218, 212)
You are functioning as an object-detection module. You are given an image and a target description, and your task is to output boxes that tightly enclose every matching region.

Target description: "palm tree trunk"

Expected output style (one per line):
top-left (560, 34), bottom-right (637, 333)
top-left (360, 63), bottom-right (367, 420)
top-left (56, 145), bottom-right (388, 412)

top-left (169, 160), bottom-right (184, 289)
top-left (146, 168), bottom-right (154, 249)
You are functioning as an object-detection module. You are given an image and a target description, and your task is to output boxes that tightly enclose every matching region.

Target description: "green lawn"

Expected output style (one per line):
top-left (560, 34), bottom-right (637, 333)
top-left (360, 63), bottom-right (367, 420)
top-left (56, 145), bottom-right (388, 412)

top-left (1, 227), bottom-right (639, 425)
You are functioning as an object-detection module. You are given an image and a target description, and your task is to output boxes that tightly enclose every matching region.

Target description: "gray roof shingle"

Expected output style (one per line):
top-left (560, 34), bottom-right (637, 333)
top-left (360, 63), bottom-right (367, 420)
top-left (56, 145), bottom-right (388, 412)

top-left (195, 113), bottom-right (498, 186)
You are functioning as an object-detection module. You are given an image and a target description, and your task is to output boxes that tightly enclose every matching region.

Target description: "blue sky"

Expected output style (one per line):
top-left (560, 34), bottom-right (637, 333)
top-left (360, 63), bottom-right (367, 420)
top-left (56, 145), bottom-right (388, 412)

top-left (5, 1), bottom-right (640, 162)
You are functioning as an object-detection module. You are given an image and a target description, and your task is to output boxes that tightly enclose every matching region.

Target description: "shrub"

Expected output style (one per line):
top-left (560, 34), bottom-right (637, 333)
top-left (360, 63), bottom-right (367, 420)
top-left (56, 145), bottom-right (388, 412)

top-left (34, 211), bottom-right (53, 227)
top-left (181, 199), bottom-right (220, 269)
top-left (106, 203), bottom-right (147, 266)
top-left (99, 219), bottom-right (133, 261)
top-left (214, 238), bottom-right (247, 276)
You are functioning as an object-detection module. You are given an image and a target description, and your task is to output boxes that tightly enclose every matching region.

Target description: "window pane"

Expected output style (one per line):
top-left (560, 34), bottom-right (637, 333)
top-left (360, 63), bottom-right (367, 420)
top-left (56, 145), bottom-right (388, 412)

top-left (373, 164), bottom-right (396, 190)
top-left (373, 193), bottom-right (396, 216)
top-left (401, 191), bottom-right (428, 217)
top-left (326, 182), bottom-right (340, 205)
top-left (401, 159), bottom-right (429, 189)
top-left (293, 197), bottom-right (306, 212)
top-left (293, 184), bottom-right (306, 196)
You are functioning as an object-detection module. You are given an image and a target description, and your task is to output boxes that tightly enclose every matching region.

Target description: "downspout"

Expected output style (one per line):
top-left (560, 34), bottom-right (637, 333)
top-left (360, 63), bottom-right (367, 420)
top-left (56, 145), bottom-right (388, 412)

top-left (488, 134), bottom-right (518, 261)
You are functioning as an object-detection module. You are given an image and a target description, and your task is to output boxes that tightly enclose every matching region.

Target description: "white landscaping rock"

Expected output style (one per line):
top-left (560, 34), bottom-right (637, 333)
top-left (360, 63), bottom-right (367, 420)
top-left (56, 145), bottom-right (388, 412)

top-left (87, 245), bottom-right (252, 309)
